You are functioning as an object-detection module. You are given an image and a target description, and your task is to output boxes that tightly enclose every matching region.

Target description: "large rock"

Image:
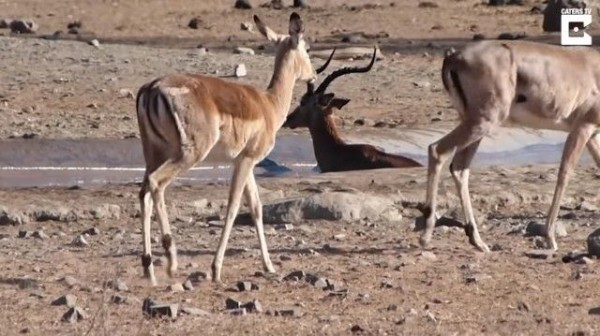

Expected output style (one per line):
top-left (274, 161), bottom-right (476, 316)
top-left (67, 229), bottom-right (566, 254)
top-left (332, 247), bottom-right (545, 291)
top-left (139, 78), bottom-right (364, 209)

top-left (261, 191), bottom-right (401, 223)
top-left (0, 207), bottom-right (28, 225)
top-left (543, 0), bottom-right (587, 32)
top-left (10, 19), bottom-right (38, 34)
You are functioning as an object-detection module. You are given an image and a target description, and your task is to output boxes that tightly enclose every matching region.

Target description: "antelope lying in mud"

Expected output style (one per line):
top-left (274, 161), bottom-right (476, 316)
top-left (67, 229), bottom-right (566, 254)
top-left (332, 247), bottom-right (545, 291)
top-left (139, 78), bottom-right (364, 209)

top-left (421, 40), bottom-right (600, 253)
top-left (283, 48), bottom-right (422, 172)
top-left (135, 13), bottom-right (335, 284)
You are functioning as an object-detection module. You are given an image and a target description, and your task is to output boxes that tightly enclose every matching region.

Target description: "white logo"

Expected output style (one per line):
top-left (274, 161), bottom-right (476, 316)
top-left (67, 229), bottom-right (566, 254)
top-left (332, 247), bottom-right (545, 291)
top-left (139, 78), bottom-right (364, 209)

top-left (561, 8), bottom-right (592, 46)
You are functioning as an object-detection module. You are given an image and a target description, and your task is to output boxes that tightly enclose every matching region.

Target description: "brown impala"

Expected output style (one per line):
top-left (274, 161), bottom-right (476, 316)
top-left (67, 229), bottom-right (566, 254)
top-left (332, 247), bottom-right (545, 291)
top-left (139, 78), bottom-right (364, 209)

top-left (283, 48), bottom-right (422, 173)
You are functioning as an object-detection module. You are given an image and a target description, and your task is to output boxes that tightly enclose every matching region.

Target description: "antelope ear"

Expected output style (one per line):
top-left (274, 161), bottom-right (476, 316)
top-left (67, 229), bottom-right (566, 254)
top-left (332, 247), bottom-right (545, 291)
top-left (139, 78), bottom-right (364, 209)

top-left (254, 15), bottom-right (279, 42)
top-left (330, 98), bottom-right (350, 110)
top-left (289, 12), bottom-right (305, 36)
top-left (318, 93), bottom-right (335, 107)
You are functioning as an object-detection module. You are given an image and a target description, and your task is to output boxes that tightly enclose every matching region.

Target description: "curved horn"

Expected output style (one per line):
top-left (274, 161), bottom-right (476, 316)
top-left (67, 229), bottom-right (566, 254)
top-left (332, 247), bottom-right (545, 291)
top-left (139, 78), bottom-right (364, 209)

top-left (316, 48), bottom-right (336, 74)
top-left (315, 46), bottom-right (377, 94)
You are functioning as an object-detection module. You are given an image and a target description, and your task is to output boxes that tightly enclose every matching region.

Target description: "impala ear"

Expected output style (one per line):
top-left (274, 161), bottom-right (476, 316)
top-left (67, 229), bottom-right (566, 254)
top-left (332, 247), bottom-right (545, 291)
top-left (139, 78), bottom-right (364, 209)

top-left (318, 93), bottom-right (335, 107)
top-left (330, 98), bottom-right (350, 110)
top-left (289, 12), bottom-right (304, 36)
top-left (254, 15), bottom-right (279, 42)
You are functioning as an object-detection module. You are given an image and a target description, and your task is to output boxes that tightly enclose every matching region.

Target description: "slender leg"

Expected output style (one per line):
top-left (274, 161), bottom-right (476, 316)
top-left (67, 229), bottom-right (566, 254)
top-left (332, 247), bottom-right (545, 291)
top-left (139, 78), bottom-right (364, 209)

top-left (421, 122), bottom-right (491, 249)
top-left (212, 156), bottom-right (257, 283)
top-left (139, 175), bottom-right (156, 286)
top-left (243, 173), bottom-right (276, 274)
top-left (148, 159), bottom-right (185, 278)
top-left (586, 132), bottom-right (600, 168)
top-left (449, 139), bottom-right (489, 252)
top-left (545, 123), bottom-right (596, 250)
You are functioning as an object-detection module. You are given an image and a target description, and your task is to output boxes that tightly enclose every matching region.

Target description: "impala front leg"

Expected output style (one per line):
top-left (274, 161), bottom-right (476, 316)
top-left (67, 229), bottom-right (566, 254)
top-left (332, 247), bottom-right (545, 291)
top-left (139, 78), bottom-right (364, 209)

top-left (243, 173), bottom-right (276, 274)
top-left (586, 132), bottom-right (600, 168)
top-left (212, 156), bottom-right (256, 283)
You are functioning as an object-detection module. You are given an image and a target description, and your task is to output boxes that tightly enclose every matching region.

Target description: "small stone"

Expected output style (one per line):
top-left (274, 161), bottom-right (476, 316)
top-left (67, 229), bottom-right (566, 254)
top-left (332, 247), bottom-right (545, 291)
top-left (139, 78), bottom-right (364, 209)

top-left (82, 227), bottom-right (100, 236)
top-left (168, 283), bottom-right (185, 292)
top-left (226, 298), bottom-right (242, 310)
top-left (333, 234), bottom-right (346, 241)
top-left (575, 256), bottom-right (594, 265)
top-left (589, 307), bottom-right (600, 315)
top-left (61, 276), bottom-right (78, 288)
top-left (149, 304), bottom-right (179, 318)
top-left (240, 22), bottom-right (253, 31)
top-left (524, 249), bottom-right (556, 260)
top-left (32, 230), bottom-right (48, 240)
top-left (465, 274), bottom-right (492, 284)
top-left (228, 308), bottom-right (247, 315)
top-left (351, 325), bottom-right (365, 333)
top-left (234, 47), bottom-right (255, 55)
top-left (187, 271), bottom-right (211, 284)
top-left (517, 301), bottom-right (530, 312)
top-left (182, 280), bottom-right (194, 291)
top-left (234, 0), bottom-right (252, 9)
top-left (110, 294), bottom-right (127, 304)
top-left (234, 64), bottom-right (247, 77)
top-left (419, 251), bottom-right (437, 261)
top-left (283, 270), bottom-right (305, 281)
top-left (279, 255), bottom-right (292, 261)
top-left (118, 89), bottom-right (134, 99)
top-left (188, 17), bottom-right (202, 29)
top-left (381, 279), bottom-right (395, 289)
top-left (62, 307), bottom-right (87, 323)
top-left (236, 281), bottom-right (259, 292)
top-left (71, 235), bottom-right (89, 247)
top-left (242, 299), bottom-right (263, 313)
top-left (181, 307), bottom-right (210, 316)
top-left (105, 278), bottom-right (128, 292)
top-left (272, 307), bottom-right (302, 317)
top-left (10, 19), bottom-right (38, 34)
top-left (313, 277), bottom-right (328, 289)
top-left (52, 294), bottom-right (77, 307)
top-left (89, 39), bottom-right (101, 48)
top-left (525, 221), bottom-right (566, 237)
top-left (18, 230), bottom-right (33, 239)
top-left (387, 304), bottom-right (398, 311)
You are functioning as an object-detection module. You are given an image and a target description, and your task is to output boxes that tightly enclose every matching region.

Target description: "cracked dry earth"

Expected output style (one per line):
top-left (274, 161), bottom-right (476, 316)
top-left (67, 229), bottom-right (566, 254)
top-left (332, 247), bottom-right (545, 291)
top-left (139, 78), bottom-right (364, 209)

top-left (1, 166), bottom-right (599, 335)
top-left (0, 0), bottom-right (600, 335)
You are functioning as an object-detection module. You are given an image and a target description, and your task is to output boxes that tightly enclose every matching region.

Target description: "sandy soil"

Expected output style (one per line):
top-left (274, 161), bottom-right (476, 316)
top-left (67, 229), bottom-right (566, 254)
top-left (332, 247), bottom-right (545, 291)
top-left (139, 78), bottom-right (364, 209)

top-left (0, 0), bottom-right (599, 335)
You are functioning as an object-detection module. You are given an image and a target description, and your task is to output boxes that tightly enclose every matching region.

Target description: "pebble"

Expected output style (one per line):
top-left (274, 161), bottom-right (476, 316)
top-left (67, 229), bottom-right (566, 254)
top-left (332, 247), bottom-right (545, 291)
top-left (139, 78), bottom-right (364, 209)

top-left (110, 294), bottom-right (127, 304)
top-left (105, 278), bottom-right (128, 292)
top-left (181, 307), bottom-right (210, 316)
top-left (182, 280), bottom-right (194, 291)
top-left (188, 17), bottom-right (202, 29)
top-left (10, 19), bottom-right (38, 34)
top-left (71, 235), bottom-right (89, 247)
top-left (149, 304), bottom-right (179, 319)
top-left (168, 283), bottom-right (185, 292)
top-left (52, 294), bottom-right (77, 307)
top-left (234, 47), bottom-right (255, 55)
top-left (89, 39), bottom-right (101, 48)
top-left (234, 64), bottom-right (247, 77)
top-left (62, 307), bottom-right (87, 323)
top-left (234, 0), bottom-right (253, 9)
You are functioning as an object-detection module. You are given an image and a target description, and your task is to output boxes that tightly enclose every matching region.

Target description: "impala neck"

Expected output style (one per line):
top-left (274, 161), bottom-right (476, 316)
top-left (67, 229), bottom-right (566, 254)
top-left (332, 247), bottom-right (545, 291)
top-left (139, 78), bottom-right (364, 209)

top-left (310, 114), bottom-right (345, 156)
top-left (267, 54), bottom-right (298, 126)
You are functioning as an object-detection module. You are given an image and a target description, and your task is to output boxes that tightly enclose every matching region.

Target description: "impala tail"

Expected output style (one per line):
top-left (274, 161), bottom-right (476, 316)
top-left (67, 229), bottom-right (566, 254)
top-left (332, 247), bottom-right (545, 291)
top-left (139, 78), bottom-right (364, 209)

top-left (441, 48), bottom-right (468, 114)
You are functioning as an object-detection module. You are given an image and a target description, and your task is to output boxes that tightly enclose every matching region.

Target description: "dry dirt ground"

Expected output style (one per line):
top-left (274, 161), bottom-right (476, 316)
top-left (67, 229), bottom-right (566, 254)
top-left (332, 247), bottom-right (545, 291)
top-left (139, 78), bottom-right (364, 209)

top-left (0, 0), bottom-right (600, 335)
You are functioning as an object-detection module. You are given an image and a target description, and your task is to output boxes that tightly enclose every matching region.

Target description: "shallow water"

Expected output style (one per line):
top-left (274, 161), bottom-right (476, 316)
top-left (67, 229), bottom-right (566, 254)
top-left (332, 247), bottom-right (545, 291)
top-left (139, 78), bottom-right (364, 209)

top-left (0, 128), bottom-right (591, 188)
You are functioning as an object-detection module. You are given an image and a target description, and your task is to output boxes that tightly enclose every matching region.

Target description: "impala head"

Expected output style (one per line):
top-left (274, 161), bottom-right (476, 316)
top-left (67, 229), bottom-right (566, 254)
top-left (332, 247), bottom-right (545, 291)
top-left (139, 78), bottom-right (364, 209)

top-left (254, 13), bottom-right (316, 83)
top-left (283, 47), bottom-right (377, 129)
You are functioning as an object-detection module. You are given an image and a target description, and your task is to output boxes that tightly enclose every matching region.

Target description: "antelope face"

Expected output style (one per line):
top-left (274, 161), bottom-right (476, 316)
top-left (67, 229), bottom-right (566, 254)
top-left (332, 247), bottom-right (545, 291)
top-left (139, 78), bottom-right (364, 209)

top-left (254, 13), bottom-right (316, 84)
top-left (284, 92), bottom-right (350, 129)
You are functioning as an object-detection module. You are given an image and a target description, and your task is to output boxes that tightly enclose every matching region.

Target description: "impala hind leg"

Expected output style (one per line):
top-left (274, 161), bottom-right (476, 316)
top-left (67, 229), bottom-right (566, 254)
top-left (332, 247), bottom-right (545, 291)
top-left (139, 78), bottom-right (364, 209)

top-left (243, 173), bottom-right (276, 274)
top-left (450, 139), bottom-right (489, 252)
top-left (139, 174), bottom-right (156, 285)
top-left (545, 123), bottom-right (597, 250)
top-left (586, 132), bottom-right (600, 168)
top-left (421, 122), bottom-right (491, 250)
top-left (212, 156), bottom-right (257, 283)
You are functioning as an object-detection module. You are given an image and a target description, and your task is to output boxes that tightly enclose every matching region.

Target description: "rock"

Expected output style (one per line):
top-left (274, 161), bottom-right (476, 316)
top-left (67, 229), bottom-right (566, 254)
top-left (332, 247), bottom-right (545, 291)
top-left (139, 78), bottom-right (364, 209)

top-left (587, 228), bottom-right (600, 258)
top-left (0, 19), bottom-right (12, 29)
top-left (381, 279), bottom-right (395, 289)
top-left (412, 81), bottom-right (431, 88)
top-left (62, 307), bottom-right (87, 323)
top-left (70, 235), bottom-right (89, 247)
top-left (242, 299), bottom-right (263, 313)
top-left (0, 208), bottom-right (28, 225)
top-left (228, 308), bottom-right (247, 315)
top-left (89, 39), bottom-right (101, 48)
top-left (543, 0), bottom-right (585, 32)
top-left (353, 118), bottom-right (375, 127)
top-left (182, 280), bottom-right (194, 291)
top-left (110, 294), bottom-right (127, 304)
top-left (67, 21), bottom-right (82, 29)
top-left (105, 278), bottom-right (128, 292)
top-left (579, 201), bottom-right (598, 212)
top-left (465, 274), bottom-right (492, 284)
top-left (187, 271), bottom-right (211, 284)
top-left (89, 204), bottom-right (120, 220)
top-left (234, 64), bottom-right (247, 77)
top-left (313, 277), bottom-right (329, 289)
top-left (61, 276), bottom-right (78, 288)
top-left (82, 227), bottom-right (100, 236)
top-left (168, 283), bottom-right (185, 292)
top-left (149, 304), bottom-right (179, 318)
top-left (10, 19), bottom-right (38, 34)
top-left (418, 1), bottom-right (439, 8)
top-left (32, 230), bottom-right (48, 239)
top-left (524, 249), bottom-right (556, 260)
top-left (18, 230), bottom-right (32, 239)
top-left (181, 307), bottom-right (210, 316)
top-left (234, 47), bottom-right (255, 55)
top-left (351, 325), bottom-right (365, 333)
top-left (236, 281), bottom-right (259, 292)
top-left (293, 0), bottom-right (309, 7)
top-left (271, 307), bottom-right (302, 317)
top-left (575, 256), bottom-right (594, 265)
top-left (589, 307), bottom-right (600, 315)
top-left (419, 251), bottom-right (437, 261)
top-left (240, 22), bottom-right (253, 31)
top-left (52, 294), bottom-right (77, 307)
top-left (188, 17), bottom-right (202, 29)
top-left (234, 0), bottom-right (253, 9)
top-left (283, 270), bottom-right (306, 281)
top-left (226, 298), bottom-right (242, 310)
top-left (118, 89), bottom-right (134, 99)
top-left (525, 221), bottom-right (567, 237)
top-left (33, 207), bottom-right (75, 222)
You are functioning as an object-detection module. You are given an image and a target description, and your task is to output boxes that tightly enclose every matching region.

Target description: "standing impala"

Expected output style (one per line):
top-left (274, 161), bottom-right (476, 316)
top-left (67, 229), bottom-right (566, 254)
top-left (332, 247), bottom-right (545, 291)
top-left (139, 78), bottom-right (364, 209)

top-left (284, 48), bottom-right (422, 172)
top-left (420, 40), bottom-right (600, 253)
top-left (136, 13), bottom-right (333, 284)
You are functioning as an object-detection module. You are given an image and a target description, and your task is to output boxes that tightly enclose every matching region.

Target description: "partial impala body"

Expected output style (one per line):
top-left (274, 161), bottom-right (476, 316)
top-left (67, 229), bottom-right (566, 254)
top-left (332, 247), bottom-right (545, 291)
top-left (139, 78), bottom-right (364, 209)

top-left (135, 13), bottom-right (331, 284)
top-left (284, 49), bottom-right (422, 172)
top-left (421, 40), bottom-right (600, 252)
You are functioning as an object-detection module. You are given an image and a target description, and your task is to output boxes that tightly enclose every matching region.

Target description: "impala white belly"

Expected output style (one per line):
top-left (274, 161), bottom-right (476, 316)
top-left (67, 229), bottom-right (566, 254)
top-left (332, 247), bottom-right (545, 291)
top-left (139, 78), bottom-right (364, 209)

top-left (505, 104), bottom-right (571, 132)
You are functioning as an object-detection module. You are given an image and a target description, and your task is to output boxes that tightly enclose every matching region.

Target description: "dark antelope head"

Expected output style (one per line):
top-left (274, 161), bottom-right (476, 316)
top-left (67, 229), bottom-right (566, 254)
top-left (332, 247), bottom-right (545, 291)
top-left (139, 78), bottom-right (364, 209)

top-left (283, 47), bottom-right (377, 129)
